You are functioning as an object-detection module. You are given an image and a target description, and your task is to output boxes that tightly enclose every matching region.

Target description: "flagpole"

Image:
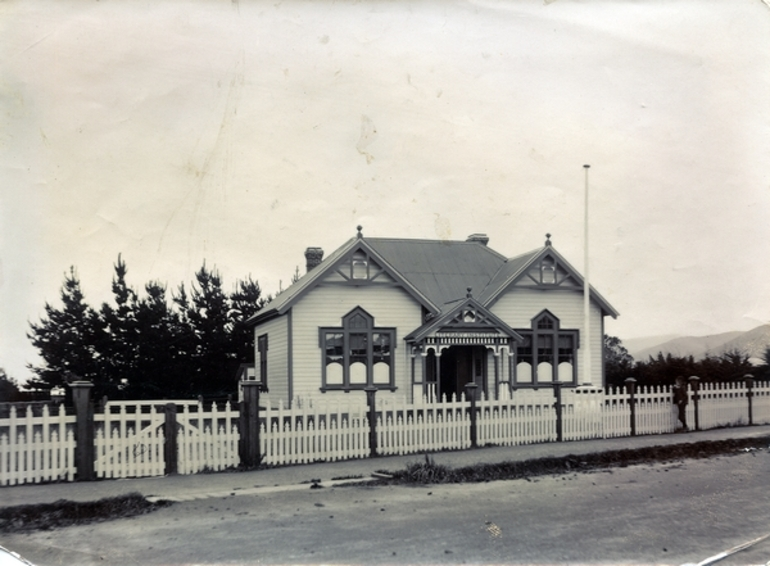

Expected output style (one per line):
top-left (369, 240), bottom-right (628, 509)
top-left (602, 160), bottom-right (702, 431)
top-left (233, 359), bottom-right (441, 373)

top-left (583, 164), bottom-right (591, 386)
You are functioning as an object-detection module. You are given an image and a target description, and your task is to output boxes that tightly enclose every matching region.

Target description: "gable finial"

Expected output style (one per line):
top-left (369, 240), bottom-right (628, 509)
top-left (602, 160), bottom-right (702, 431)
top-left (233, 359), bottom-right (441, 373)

top-left (466, 287), bottom-right (473, 298)
top-left (357, 225), bottom-right (363, 239)
top-left (545, 233), bottom-right (552, 246)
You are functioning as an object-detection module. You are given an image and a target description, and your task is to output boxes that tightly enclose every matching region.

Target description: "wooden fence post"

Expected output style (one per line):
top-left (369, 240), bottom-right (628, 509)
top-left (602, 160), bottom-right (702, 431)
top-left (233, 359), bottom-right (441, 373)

top-left (688, 376), bottom-right (700, 431)
top-left (164, 403), bottom-right (178, 475)
top-left (464, 383), bottom-right (479, 448)
top-left (744, 374), bottom-right (754, 426)
top-left (365, 386), bottom-right (378, 457)
top-left (625, 378), bottom-right (637, 437)
top-left (71, 380), bottom-right (95, 481)
top-left (239, 381), bottom-right (262, 468)
top-left (552, 382), bottom-right (563, 442)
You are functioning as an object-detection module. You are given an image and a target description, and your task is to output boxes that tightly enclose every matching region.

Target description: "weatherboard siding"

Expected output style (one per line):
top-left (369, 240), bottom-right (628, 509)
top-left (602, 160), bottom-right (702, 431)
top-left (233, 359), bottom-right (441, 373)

top-left (291, 284), bottom-right (424, 401)
top-left (256, 315), bottom-right (289, 402)
top-left (490, 288), bottom-right (604, 386)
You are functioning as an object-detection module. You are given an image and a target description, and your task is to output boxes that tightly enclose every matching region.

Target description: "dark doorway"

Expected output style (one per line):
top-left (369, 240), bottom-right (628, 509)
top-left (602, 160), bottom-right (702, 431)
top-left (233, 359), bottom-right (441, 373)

top-left (439, 346), bottom-right (486, 400)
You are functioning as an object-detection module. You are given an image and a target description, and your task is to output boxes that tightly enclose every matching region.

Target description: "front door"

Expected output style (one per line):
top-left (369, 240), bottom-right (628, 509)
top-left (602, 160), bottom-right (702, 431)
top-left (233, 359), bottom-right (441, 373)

top-left (439, 346), bottom-right (486, 400)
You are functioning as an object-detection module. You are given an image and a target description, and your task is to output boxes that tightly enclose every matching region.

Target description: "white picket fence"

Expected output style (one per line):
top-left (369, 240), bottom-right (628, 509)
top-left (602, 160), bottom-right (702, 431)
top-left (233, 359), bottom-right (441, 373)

top-left (259, 397), bottom-right (369, 466)
top-left (177, 402), bottom-right (240, 474)
top-left (2, 381), bottom-right (769, 486)
top-left (378, 395), bottom-right (471, 454)
top-left (0, 404), bottom-right (76, 486)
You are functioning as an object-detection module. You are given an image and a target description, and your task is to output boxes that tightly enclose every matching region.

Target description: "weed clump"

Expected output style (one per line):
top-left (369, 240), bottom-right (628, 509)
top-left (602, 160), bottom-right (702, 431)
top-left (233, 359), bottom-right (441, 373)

top-left (0, 492), bottom-right (171, 533)
top-left (401, 454), bottom-right (452, 483)
top-left (385, 436), bottom-right (770, 485)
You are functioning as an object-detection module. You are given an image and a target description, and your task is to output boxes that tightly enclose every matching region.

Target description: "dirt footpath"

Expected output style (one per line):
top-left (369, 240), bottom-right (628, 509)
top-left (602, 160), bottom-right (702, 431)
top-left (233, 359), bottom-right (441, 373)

top-left (3, 450), bottom-right (770, 566)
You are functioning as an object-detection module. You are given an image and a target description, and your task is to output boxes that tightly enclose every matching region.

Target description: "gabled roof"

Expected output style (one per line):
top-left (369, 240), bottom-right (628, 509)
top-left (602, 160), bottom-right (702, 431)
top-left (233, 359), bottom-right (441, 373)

top-left (404, 296), bottom-right (524, 344)
top-left (248, 232), bottom-right (619, 326)
top-left (481, 244), bottom-right (620, 318)
top-left (247, 235), bottom-right (439, 325)
top-left (365, 238), bottom-right (507, 308)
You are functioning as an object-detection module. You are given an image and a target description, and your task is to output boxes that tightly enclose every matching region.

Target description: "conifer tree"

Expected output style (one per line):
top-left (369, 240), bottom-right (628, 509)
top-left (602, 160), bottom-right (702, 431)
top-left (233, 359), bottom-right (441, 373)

top-left (27, 267), bottom-right (109, 397)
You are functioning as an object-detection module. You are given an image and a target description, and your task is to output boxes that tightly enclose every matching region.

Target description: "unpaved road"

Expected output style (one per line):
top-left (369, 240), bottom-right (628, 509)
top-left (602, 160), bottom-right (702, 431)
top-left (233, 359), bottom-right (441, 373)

top-left (3, 450), bottom-right (770, 566)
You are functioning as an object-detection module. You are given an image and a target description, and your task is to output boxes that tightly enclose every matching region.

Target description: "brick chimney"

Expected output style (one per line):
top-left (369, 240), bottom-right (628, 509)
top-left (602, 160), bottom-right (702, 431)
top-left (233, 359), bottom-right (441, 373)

top-left (466, 233), bottom-right (489, 246)
top-left (304, 247), bottom-right (324, 272)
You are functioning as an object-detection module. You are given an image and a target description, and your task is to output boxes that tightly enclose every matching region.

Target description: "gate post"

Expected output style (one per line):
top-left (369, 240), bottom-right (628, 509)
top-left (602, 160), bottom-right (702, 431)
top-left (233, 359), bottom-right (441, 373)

top-left (239, 381), bottom-right (262, 468)
top-left (464, 383), bottom-right (479, 448)
top-left (164, 403), bottom-right (178, 475)
top-left (552, 382), bottom-right (563, 442)
top-left (625, 378), bottom-right (637, 437)
top-left (744, 374), bottom-right (755, 426)
top-left (365, 386), bottom-right (378, 457)
top-left (688, 376), bottom-right (701, 431)
top-left (71, 380), bottom-right (95, 481)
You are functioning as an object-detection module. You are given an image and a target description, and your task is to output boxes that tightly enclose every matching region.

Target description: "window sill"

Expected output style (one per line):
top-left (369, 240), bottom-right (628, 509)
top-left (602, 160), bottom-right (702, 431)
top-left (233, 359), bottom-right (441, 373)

top-left (320, 385), bottom-right (398, 393)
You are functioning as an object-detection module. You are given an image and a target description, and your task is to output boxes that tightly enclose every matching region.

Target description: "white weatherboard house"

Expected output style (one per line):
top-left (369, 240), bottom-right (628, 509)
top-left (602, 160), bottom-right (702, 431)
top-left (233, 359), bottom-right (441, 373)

top-left (247, 228), bottom-right (618, 406)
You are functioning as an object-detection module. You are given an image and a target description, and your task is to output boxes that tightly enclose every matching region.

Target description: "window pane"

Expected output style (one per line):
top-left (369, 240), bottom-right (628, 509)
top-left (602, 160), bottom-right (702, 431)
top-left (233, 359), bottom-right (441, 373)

top-left (325, 333), bottom-right (344, 385)
top-left (538, 361), bottom-right (554, 382)
top-left (349, 333), bottom-right (368, 384)
top-left (372, 333), bottom-right (390, 363)
top-left (558, 335), bottom-right (574, 364)
top-left (537, 317), bottom-right (554, 330)
top-left (325, 333), bottom-right (344, 363)
top-left (516, 335), bottom-right (533, 383)
top-left (516, 362), bottom-right (533, 383)
top-left (372, 332), bottom-right (391, 384)
top-left (537, 334), bottom-right (553, 360)
top-left (557, 334), bottom-right (574, 383)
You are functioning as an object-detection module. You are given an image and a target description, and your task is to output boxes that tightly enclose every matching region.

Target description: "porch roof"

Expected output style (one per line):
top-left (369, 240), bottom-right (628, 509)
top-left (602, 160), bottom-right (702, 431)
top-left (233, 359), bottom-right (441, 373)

top-left (404, 296), bottom-right (524, 345)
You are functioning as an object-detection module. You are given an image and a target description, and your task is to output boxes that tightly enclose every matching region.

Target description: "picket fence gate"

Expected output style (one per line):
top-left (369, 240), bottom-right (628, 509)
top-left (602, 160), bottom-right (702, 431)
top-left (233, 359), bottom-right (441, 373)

top-left (2, 380), bottom-right (769, 486)
top-left (177, 402), bottom-right (240, 474)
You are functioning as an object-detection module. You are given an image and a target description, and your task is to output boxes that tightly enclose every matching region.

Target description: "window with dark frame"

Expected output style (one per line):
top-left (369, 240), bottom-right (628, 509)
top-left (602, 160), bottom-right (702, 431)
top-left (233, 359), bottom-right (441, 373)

top-left (514, 311), bottom-right (578, 386)
top-left (257, 334), bottom-right (268, 389)
top-left (320, 307), bottom-right (396, 391)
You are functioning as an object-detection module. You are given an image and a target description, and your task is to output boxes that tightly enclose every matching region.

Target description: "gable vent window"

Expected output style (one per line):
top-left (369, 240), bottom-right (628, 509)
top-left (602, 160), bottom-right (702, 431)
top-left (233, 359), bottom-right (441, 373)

top-left (514, 311), bottom-right (578, 387)
top-left (351, 253), bottom-right (368, 279)
top-left (320, 307), bottom-right (396, 391)
top-left (541, 260), bottom-right (556, 284)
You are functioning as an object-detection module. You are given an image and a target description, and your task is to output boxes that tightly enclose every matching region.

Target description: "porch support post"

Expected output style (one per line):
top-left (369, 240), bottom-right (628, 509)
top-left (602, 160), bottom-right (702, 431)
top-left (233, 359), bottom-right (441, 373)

top-left (493, 349), bottom-right (500, 401)
top-left (365, 386), bottom-right (378, 457)
top-left (688, 376), bottom-right (700, 431)
top-left (745, 374), bottom-right (755, 425)
top-left (435, 349), bottom-right (442, 402)
top-left (625, 378), bottom-right (637, 437)
top-left (421, 352), bottom-right (428, 401)
top-left (465, 382), bottom-right (479, 448)
top-left (71, 380), bottom-right (95, 481)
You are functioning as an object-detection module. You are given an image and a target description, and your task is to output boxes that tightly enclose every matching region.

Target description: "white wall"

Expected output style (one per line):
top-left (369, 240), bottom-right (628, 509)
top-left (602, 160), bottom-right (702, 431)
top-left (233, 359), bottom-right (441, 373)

top-left (291, 284), bottom-right (423, 402)
top-left (254, 315), bottom-right (289, 402)
top-left (490, 288), bottom-right (604, 386)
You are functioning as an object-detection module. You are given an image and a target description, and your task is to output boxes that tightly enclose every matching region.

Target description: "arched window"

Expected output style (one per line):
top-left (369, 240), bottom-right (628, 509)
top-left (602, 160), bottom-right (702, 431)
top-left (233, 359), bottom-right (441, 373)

top-left (320, 307), bottom-right (396, 391)
top-left (514, 311), bottom-right (578, 386)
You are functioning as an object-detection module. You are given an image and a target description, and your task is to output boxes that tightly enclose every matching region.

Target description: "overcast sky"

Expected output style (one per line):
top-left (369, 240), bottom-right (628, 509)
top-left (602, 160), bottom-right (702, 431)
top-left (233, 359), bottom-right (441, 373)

top-left (2, 0), bottom-right (769, 384)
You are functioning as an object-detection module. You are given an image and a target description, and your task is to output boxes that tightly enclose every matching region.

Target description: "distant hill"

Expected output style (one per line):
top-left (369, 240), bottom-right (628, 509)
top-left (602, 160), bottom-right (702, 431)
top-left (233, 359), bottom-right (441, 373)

top-left (628, 325), bottom-right (770, 363)
top-left (623, 335), bottom-right (681, 356)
